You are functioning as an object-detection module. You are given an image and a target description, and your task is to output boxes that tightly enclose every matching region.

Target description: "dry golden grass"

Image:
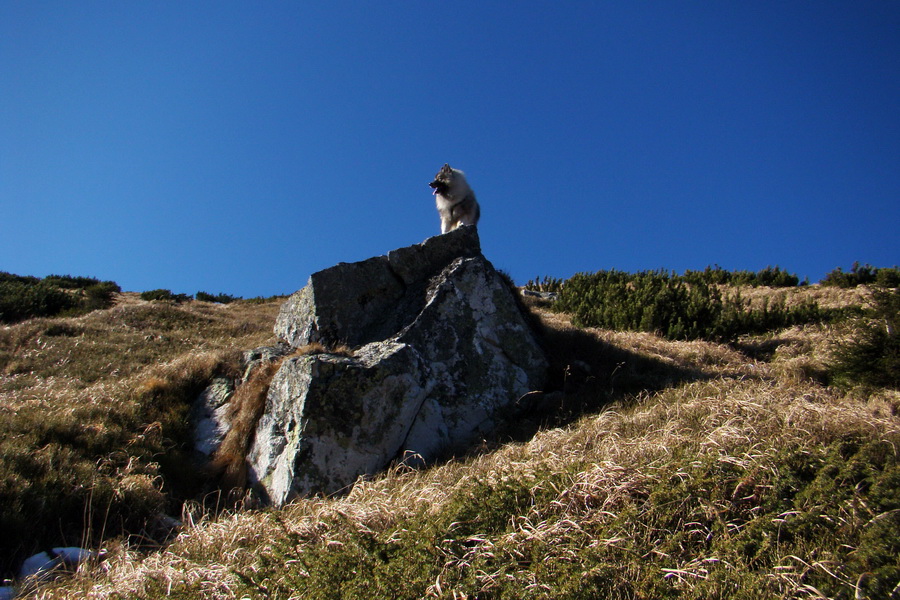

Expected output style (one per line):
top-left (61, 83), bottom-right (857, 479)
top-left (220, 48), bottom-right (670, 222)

top-left (40, 377), bottom-right (899, 598)
top-left (210, 359), bottom-right (284, 492)
top-left (19, 285), bottom-right (900, 599)
top-left (0, 295), bottom-right (283, 577)
top-left (734, 283), bottom-right (873, 311)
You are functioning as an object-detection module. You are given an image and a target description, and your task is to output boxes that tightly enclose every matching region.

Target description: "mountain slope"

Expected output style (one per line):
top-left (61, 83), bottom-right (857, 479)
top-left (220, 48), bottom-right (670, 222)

top-left (20, 286), bottom-right (900, 599)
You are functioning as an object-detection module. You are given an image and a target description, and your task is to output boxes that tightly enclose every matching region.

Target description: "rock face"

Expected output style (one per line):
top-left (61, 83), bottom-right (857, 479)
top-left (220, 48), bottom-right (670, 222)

top-left (192, 343), bottom-right (290, 457)
top-left (274, 224), bottom-right (484, 348)
top-left (192, 376), bottom-right (235, 457)
top-left (247, 226), bottom-right (548, 505)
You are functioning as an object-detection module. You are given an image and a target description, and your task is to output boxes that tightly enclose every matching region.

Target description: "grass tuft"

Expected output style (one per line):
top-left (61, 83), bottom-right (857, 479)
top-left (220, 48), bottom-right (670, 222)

top-left (209, 360), bottom-right (283, 493)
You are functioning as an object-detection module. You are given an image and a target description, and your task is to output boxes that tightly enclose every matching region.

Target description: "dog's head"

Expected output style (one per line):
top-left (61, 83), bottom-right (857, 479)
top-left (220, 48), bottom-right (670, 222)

top-left (429, 163), bottom-right (462, 196)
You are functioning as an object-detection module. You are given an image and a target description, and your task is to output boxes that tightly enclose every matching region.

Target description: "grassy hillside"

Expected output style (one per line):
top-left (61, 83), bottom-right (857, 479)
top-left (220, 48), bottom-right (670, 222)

top-left (0, 294), bottom-right (283, 577)
top-left (4, 280), bottom-right (899, 599)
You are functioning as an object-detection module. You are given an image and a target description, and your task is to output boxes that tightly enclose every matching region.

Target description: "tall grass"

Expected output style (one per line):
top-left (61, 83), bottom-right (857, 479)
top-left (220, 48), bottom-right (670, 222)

top-left (209, 359), bottom-right (284, 493)
top-left (0, 295), bottom-right (281, 576)
top-left (27, 284), bottom-right (900, 599)
top-left (208, 342), bottom-right (355, 495)
top-left (39, 377), bottom-right (900, 599)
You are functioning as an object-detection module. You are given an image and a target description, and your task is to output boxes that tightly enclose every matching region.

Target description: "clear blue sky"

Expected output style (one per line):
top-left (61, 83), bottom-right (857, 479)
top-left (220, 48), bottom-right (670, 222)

top-left (2, 2), bottom-right (898, 298)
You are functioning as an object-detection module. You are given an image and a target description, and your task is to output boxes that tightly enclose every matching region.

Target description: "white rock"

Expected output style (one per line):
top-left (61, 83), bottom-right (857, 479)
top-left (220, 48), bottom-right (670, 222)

top-left (18, 551), bottom-right (59, 580)
top-left (249, 228), bottom-right (548, 505)
top-left (51, 547), bottom-right (96, 566)
top-left (18, 547), bottom-right (97, 581)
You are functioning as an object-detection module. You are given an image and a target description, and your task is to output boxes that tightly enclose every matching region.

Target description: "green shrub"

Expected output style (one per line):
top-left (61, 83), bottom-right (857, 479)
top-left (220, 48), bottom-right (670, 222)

top-left (529, 266), bottom-right (802, 299)
top-left (242, 295), bottom-right (286, 304)
top-left (0, 281), bottom-right (78, 323)
top-left (43, 274), bottom-right (103, 289)
top-left (0, 273), bottom-right (121, 323)
top-left (755, 265), bottom-right (800, 287)
top-left (553, 269), bottom-right (822, 342)
top-left (821, 262), bottom-right (899, 288)
top-left (682, 265), bottom-right (734, 285)
top-left (141, 289), bottom-right (191, 303)
top-left (83, 281), bottom-right (121, 310)
top-left (876, 267), bottom-right (900, 288)
top-left (0, 272), bottom-right (39, 285)
top-left (196, 291), bottom-right (239, 304)
top-left (828, 287), bottom-right (900, 389)
top-left (524, 275), bottom-right (566, 293)
top-left (681, 265), bottom-right (800, 287)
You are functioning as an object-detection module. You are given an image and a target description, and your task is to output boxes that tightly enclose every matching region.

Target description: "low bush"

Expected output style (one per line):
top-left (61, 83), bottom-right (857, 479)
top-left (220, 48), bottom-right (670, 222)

top-left (0, 272), bottom-right (120, 323)
top-left (0, 280), bottom-right (77, 323)
top-left (0, 272), bottom-right (39, 285)
top-left (877, 267), bottom-right (900, 288)
top-left (242, 295), bottom-right (288, 304)
top-left (821, 262), bottom-right (900, 288)
top-left (551, 269), bottom-right (822, 341)
top-left (828, 287), bottom-right (900, 389)
top-left (84, 281), bottom-right (121, 310)
top-left (43, 274), bottom-right (105, 290)
top-left (196, 291), bottom-right (239, 304)
top-left (140, 289), bottom-right (191, 303)
top-left (538, 265), bottom-right (804, 290)
top-left (682, 265), bottom-right (801, 287)
top-left (524, 275), bottom-right (566, 294)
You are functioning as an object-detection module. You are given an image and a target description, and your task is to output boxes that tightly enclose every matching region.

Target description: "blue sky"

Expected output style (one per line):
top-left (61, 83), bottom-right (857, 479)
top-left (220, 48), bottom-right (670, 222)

top-left (2, 2), bottom-right (898, 298)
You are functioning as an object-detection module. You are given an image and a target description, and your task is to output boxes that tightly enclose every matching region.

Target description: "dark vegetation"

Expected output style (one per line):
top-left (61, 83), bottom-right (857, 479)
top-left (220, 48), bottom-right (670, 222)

top-left (529, 268), bottom-right (823, 342)
top-left (141, 290), bottom-right (240, 304)
top-left (527, 264), bottom-right (804, 295)
top-left (828, 286), bottom-right (900, 390)
top-left (821, 262), bottom-right (900, 288)
top-left (195, 291), bottom-right (240, 304)
top-left (526, 264), bottom-right (899, 389)
top-left (0, 271), bottom-right (242, 324)
top-left (141, 288), bottom-right (241, 304)
top-left (140, 289), bottom-right (192, 303)
top-left (0, 272), bottom-right (120, 323)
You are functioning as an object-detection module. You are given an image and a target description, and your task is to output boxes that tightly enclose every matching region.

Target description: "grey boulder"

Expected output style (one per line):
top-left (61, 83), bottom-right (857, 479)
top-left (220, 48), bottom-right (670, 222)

top-left (248, 227), bottom-right (548, 504)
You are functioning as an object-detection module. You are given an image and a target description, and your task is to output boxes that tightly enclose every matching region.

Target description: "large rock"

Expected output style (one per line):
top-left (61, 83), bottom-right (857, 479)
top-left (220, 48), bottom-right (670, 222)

top-left (248, 226), bottom-right (548, 504)
top-left (274, 225), bottom-right (482, 348)
top-left (247, 342), bottom-right (428, 503)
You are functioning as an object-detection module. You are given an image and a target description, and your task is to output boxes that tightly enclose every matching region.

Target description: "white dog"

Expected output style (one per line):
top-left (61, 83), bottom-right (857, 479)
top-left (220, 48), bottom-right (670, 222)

top-left (429, 164), bottom-right (481, 234)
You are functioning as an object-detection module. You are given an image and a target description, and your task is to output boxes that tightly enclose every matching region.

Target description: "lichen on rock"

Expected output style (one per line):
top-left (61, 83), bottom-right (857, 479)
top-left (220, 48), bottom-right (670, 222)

top-left (238, 226), bottom-right (547, 504)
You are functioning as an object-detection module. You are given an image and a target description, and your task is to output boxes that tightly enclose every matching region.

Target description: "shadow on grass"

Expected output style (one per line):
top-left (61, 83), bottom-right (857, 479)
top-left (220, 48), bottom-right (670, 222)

top-left (487, 309), bottom-right (730, 448)
top-left (731, 337), bottom-right (789, 361)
